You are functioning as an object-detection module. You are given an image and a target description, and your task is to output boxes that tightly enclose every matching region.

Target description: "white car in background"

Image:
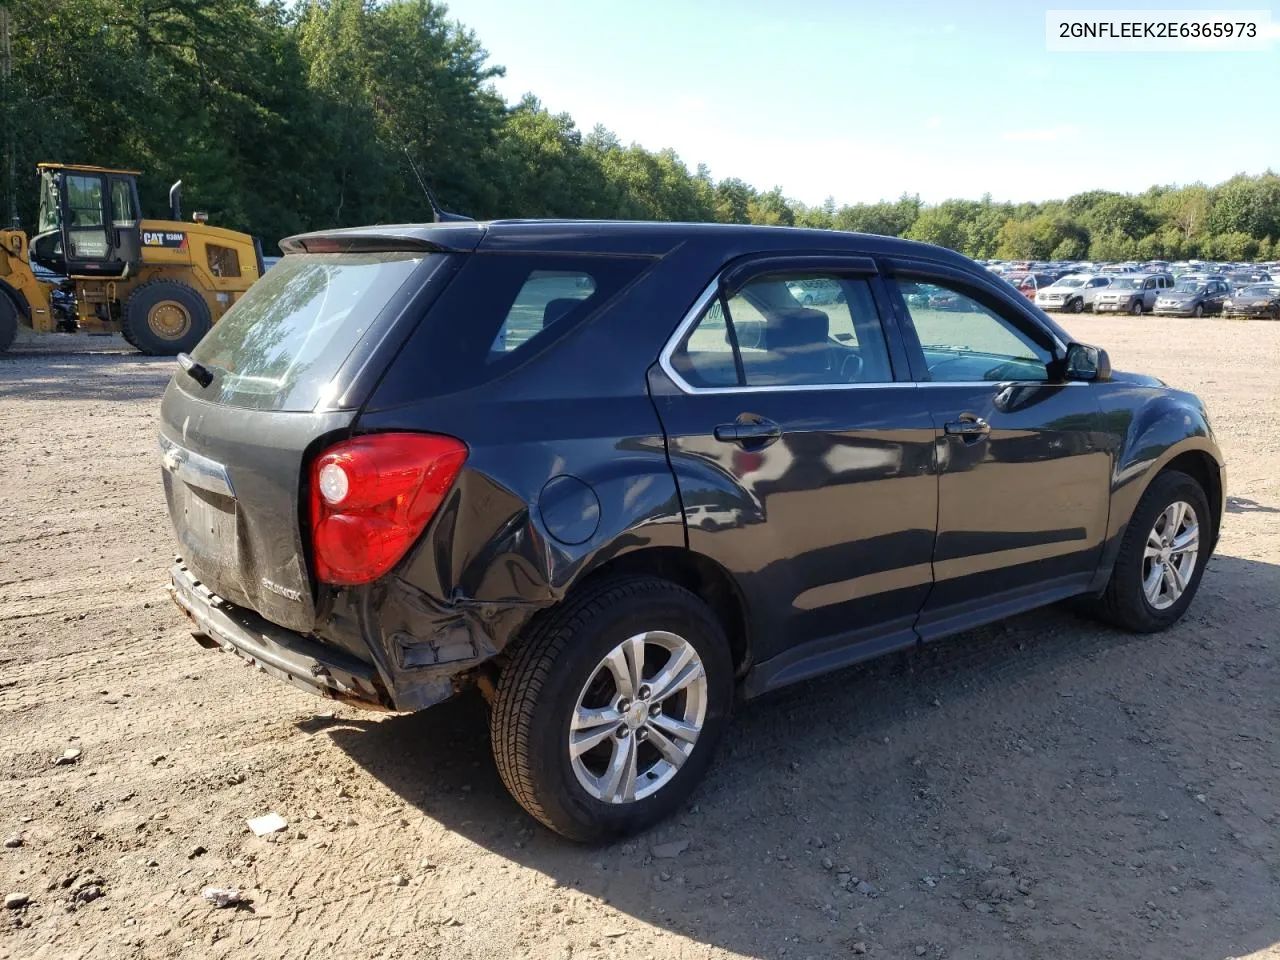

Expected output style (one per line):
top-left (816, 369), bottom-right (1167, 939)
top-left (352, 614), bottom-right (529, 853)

top-left (1035, 274), bottom-right (1112, 313)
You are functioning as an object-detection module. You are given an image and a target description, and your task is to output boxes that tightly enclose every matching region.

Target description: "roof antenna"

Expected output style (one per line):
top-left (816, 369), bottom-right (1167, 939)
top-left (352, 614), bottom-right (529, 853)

top-left (404, 147), bottom-right (471, 223)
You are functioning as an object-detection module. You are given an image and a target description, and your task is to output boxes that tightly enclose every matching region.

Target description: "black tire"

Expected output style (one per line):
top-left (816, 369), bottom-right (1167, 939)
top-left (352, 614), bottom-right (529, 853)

top-left (491, 576), bottom-right (734, 842)
top-left (122, 280), bottom-right (212, 356)
top-left (1129, 299), bottom-right (1144, 315)
top-left (1092, 469), bottom-right (1210, 633)
top-left (1192, 303), bottom-right (1204, 319)
top-left (1067, 297), bottom-right (1085, 313)
top-left (0, 294), bottom-right (17, 353)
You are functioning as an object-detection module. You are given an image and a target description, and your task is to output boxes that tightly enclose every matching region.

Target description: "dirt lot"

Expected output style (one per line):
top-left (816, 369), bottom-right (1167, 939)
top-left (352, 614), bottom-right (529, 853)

top-left (1, 318), bottom-right (1277, 960)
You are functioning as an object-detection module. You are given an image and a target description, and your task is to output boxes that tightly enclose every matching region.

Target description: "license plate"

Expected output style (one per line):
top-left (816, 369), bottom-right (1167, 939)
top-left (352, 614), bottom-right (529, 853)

top-left (176, 483), bottom-right (238, 576)
top-left (1097, 304), bottom-right (1117, 311)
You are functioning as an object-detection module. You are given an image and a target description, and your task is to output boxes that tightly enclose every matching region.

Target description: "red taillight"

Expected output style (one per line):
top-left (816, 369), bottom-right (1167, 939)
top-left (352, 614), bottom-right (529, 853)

top-left (309, 433), bottom-right (467, 586)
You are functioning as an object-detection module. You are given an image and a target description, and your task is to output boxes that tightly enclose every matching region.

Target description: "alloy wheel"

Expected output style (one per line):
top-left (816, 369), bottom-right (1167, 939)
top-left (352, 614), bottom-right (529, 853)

top-left (569, 630), bottom-right (707, 804)
top-left (1142, 500), bottom-right (1199, 611)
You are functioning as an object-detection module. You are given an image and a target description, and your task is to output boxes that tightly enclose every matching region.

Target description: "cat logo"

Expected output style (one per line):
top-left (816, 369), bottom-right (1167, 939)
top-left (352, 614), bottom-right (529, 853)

top-left (142, 230), bottom-right (188, 250)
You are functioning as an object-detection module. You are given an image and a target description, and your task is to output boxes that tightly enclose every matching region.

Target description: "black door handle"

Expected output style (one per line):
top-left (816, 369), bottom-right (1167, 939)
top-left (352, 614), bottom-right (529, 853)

top-left (944, 417), bottom-right (990, 438)
top-left (714, 419), bottom-right (782, 446)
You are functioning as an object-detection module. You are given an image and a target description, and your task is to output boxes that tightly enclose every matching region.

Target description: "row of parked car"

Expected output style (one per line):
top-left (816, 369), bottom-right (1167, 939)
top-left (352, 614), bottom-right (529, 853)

top-left (985, 260), bottom-right (1280, 319)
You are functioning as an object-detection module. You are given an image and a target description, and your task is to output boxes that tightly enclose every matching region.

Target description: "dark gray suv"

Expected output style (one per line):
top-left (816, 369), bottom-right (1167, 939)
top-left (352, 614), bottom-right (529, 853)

top-left (160, 221), bottom-right (1225, 840)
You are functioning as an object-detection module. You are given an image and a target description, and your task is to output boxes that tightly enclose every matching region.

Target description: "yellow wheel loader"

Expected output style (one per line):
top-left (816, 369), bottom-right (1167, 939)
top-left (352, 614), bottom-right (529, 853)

top-left (0, 163), bottom-right (262, 355)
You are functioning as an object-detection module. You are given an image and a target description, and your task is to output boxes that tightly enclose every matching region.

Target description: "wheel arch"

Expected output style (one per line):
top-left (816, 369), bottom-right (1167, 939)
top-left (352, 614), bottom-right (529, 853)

top-left (1093, 432), bottom-right (1225, 593)
top-left (574, 546), bottom-right (752, 678)
top-left (1159, 448), bottom-right (1223, 550)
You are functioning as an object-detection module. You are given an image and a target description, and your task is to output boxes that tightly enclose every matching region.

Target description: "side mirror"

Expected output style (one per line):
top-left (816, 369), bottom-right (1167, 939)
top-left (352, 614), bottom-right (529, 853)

top-left (1065, 343), bottom-right (1111, 382)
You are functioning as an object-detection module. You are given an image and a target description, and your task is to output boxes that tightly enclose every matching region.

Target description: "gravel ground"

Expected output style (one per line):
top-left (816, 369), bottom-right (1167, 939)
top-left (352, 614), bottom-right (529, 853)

top-left (1, 317), bottom-right (1277, 960)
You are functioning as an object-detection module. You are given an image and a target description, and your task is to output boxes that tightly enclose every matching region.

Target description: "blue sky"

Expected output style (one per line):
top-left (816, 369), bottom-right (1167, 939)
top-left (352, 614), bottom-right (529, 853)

top-left (446, 0), bottom-right (1279, 205)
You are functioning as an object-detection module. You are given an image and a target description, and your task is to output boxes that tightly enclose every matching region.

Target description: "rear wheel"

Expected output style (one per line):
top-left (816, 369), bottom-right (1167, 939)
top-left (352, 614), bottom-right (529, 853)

top-left (0, 294), bottom-right (17, 352)
top-left (1093, 469), bottom-right (1210, 632)
top-left (122, 280), bottom-right (212, 356)
top-left (491, 576), bottom-right (733, 841)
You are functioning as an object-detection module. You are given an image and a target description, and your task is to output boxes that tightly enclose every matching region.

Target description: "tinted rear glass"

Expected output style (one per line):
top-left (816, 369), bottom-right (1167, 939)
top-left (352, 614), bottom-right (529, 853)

top-left (185, 252), bottom-right (435, 411)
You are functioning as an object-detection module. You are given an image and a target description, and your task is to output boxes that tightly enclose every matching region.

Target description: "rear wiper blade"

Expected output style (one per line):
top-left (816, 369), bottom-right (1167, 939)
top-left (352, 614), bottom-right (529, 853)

top-left (177, 352), bottom-right (214, 388)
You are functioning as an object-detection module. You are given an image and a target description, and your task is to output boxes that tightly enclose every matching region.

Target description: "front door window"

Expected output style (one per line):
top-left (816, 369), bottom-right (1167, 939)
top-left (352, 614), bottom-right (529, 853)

top-left (894, 280), bottom-right (1052, 382)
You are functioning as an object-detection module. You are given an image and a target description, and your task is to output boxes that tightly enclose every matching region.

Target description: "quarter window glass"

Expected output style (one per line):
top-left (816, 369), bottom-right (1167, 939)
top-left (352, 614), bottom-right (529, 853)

top-left (492, 271), bottom-right (595, 354)
top-left (669, 274), bottom-right (894, 388)
top-left (896, 281), bottom-right (1051, 383)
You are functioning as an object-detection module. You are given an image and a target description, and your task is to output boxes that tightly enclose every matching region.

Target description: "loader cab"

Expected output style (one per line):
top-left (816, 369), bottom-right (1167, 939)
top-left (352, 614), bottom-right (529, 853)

top-left (30, 164), bottom-right (143, 277)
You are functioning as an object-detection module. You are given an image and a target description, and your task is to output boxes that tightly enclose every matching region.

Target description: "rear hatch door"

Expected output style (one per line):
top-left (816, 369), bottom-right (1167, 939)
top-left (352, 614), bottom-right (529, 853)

top-left (158, 239), bottom-right (467, 632)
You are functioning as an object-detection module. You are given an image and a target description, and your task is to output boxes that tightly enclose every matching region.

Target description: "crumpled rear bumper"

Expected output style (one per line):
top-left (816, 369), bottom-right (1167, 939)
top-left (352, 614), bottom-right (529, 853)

top-left (168, 560), bottom-right (393, 711)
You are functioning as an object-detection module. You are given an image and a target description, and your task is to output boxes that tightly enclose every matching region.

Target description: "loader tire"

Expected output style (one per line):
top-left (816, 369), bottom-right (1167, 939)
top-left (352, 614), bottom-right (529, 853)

top-left (123, 280), bottom-right (212, 356)
top-left (0, 294), bottom-right (17, 353)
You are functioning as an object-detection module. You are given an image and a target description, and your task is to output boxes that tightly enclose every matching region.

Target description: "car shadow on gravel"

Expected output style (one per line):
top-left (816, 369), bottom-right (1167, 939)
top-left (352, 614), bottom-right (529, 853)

top-left (1227, 495), bottom-right (1279, 514)
top-left (325, 553), bottom-right (1280, 959)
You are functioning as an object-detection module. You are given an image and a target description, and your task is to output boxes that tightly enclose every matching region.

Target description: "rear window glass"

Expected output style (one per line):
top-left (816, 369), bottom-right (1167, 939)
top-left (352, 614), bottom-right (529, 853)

top-left (186, 252), bottom-right (433, 411)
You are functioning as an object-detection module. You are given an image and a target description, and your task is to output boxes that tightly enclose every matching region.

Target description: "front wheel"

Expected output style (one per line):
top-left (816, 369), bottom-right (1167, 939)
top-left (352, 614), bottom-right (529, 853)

top-left (1092, 469), bottom-right (1210, 632)
top-left (1192, 304), bottom-right (1205, 318)
top-left (1067, 298), bottom-right (1085, 313)
top-left (1129, 299), bottom-right (1144, 315)
top-left (491, 576), bottom-right (734, 841)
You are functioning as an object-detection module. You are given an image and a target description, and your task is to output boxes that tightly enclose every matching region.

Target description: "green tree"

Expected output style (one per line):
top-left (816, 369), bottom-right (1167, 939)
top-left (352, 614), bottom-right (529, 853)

top-left (1088, 229), bottom-right (1137, 261)
top-left (747, 187), bottom-right (794, 226)
top-left (1204, 231), bottom-right (1258, 261)
top-left (1160, 184), bottom-right (1212, 247)
top-left (906, 203), bottom-right (966, 251)
top-left (7, 0), bottom-right (1280, 261)
top-left (1051, 236), bottom-right (1087, 260)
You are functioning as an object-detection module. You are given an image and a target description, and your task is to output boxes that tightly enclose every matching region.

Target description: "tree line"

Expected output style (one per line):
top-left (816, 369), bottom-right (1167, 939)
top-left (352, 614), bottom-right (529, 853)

top-left (6, 0), bottom-right (1279, 260)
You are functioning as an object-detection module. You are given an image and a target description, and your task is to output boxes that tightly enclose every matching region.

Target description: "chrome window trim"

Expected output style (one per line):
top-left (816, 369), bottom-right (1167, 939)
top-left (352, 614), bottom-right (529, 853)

top-left (916, 379), bottom-right (1089, 388)
top-left (657, 273), bottom-right (1089, 397)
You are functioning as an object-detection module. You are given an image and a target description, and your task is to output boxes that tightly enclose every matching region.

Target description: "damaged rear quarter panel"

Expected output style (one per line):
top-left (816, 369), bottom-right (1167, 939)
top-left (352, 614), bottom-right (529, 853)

top-left (349, 395), bottom-right (688, 710)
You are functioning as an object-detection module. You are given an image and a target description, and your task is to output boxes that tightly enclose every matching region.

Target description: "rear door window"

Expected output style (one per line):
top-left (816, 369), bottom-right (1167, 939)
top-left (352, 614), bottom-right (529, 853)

top-left (669, 273), bottom-right (895, 389)
top-left (187, 252), bottom-right (437, 411)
